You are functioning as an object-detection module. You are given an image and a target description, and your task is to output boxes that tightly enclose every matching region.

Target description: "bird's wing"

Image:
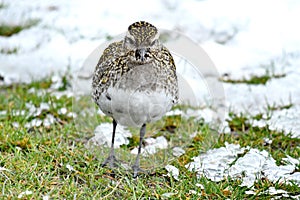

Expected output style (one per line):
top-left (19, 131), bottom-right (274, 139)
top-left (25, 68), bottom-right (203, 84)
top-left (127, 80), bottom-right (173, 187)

top-left (92, 41), bottom-right (125, 94)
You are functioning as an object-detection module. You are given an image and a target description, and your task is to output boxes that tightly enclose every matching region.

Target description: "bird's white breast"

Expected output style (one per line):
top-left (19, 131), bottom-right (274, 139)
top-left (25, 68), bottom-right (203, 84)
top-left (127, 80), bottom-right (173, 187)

top-left (98, 88), bottom-right (173, 127)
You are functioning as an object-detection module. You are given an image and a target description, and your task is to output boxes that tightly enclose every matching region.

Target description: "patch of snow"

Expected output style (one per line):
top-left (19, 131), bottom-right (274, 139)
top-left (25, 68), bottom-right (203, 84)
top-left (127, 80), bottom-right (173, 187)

top-left (67, 112), bottom-right (77, 118)
top-left (43, 114), bottom-right (55, 127)
top-left (42, 195), bottom-right (50, 200)
top-left (188, 190), bottom-right (198, 195)
top-left (267, 187), bottom-right (288, 196)
top-left (15, 146), bottom-right (22, 151)
top-left (0, 167), bottom-right (10, 172)
top-left (51, 90), bottom-right (74, 99)
top-left (263, 137), bottom-right (272, 145)
top-left (195, 183), bottom-right (204, 190)
top-left (0, 110), bottom-right (7, 115)
top-left (166, 107), bottom-right (218, 125)
top-left (25, 118), bottom-right (43, 128)
top-left (165, 164), bottom-right (179, 181)
top-left (161, 192), bottom-right (177, 198)
top-left (186, 143), bottom-right (300, 187)
top-left (222, 54), bottom-right (300, 138)
top-left (165, 109), bottom-right (183, 116)
top-left (12, 122), bottom-right (19, 128)
top-left (246, 187), bottom-right (300, 199)
top-left (22, 102), bottom-right (57, 127)
top-left (18, 190), bottom-right (33, 199)
top-left (282, 155), bottom-right (300, 166)
top-left (58, 107), bottom-right (67, 115)
top-left (172, 147), bottom-right (185, 157)
top-left (88, 123), bottom-right (132, 148)
top-left (66, 164), bottom-right (74, 172)
top-left (252, 104), bottom-right (300, 138)
top-left (131, 136), bottom-right (168, 156)
top-left (266, 105), bottom-right (300, 138)
top-left (50, 75), bottom-right (64, 90)
top-left (245, 190), bottom-right (256, 195)
top-left (12, 110), bottom-right (25, 116)
top-left (186, 142), bottom-right (246, 182)
top-left (227, 148), bottom-right (273, 187)
top-left (40, 102), bottom-right (50, 111)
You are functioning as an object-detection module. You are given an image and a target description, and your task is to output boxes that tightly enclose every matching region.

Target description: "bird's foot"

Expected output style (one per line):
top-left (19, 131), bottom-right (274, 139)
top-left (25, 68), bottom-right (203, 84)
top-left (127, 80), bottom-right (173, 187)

top-left (132, 164), bottom-right (146, 178)
top-left (101, 155), bottom-right (119, 168)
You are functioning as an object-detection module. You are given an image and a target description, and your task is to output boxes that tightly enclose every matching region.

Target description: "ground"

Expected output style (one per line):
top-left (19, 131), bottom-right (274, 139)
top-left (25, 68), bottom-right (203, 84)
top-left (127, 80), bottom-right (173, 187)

top-left (0, 0), bottom-right (300, 199)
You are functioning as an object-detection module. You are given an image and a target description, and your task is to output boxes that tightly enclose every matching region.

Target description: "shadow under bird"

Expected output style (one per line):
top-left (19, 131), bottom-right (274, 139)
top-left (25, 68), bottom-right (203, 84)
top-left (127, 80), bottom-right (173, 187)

top-left (92, 21), bottom-right (178, 177)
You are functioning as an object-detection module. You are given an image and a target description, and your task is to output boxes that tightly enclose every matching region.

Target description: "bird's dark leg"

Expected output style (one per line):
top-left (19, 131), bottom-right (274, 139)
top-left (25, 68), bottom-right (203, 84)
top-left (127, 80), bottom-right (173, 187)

top-left (132, 123), bottom-right (146, 178)
top-left (101, 119), bottom-right (119, 168)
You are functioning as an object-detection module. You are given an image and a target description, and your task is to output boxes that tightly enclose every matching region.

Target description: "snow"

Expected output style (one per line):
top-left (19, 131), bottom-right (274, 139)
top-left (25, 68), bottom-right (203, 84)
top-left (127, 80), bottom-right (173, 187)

top-left (42, 196), bottom-right (50, 200)
top-left (87, 123), bottom-right (132, 148)
top-left (17, 190), bottom-right (33, 199)
top-left (58, 107), bottom-right (67, 115)
top-left (165, 164), bottom-right (179, 180)
top-left (246, 187), bottom-right (300, 199)
top-left (1, 0), bottom-right (299, 138)
top-left (1, 0), bottom-right (300, 191)
top-left (172, 147), bottom-right (185, 157)
top-left (186, 142), bottom-right (247, 182)
top-left (130, 136), bottom-right (168, 156)
top-left (66, 164), bottom-right (75, 172)
top-left (186, 142), bottom-right (300, 188)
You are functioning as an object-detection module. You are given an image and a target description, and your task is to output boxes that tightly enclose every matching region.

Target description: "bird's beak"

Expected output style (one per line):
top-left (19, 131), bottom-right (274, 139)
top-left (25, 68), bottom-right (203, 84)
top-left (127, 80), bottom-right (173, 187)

top-left (135, 48), bottom-right (146, 62)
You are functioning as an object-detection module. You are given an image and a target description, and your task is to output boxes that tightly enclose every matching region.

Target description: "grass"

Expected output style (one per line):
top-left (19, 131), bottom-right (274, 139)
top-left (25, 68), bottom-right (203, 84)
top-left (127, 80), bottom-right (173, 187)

top-left (0, 19), bottom-right (39, 37)
top-left (0, 47), bottom-right (18, 54)
top-left (0, 78), bottom-right (299, 199)
top-left (220, 70), bottom-right (286, 85)
top-left (223, 112), bottom-right (300, 165)
top-left (0, 3), bottom-right (5, 9)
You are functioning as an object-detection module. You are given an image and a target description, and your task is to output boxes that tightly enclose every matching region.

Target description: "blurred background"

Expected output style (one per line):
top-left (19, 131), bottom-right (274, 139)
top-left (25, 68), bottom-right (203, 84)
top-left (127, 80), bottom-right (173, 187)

top-left (1, 0), bottom-right (299, 83)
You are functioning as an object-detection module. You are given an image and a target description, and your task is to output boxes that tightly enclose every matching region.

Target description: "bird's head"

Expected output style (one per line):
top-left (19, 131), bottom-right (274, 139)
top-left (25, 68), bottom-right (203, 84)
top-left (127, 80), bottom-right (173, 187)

top-left (123, 21), bottom-right (161, 63)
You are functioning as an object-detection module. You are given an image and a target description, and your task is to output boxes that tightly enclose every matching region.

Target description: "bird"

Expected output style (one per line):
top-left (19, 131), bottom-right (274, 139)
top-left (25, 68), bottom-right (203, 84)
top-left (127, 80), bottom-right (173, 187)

top-left (92, 21), bottom-right (178, 177)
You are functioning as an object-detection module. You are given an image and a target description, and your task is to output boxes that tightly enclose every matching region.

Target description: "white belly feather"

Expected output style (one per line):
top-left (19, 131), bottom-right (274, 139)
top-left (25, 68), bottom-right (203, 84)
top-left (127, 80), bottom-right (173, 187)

top-left (98, 87), bottom-right (173, 127)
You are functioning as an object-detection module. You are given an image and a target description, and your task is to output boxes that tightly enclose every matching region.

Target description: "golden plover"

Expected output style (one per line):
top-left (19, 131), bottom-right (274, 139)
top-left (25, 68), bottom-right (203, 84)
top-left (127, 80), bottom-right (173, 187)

top-left (92, 21), bottom-right (178, 177)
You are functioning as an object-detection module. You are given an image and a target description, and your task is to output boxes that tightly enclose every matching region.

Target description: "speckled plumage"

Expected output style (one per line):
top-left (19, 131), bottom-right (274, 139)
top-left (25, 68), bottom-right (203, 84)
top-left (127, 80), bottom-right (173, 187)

top-left (91, 21), bottom-right (178, 177)
top-left (92, 39), bottom-right (178, 106)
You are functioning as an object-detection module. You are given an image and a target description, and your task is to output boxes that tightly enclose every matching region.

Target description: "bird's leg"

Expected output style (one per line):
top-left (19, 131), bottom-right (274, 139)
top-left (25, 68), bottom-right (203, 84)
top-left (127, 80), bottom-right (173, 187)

top-left (132, 123), bottom-right (146, 178)
top-left (101, 119), bottom-right (119, 168)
